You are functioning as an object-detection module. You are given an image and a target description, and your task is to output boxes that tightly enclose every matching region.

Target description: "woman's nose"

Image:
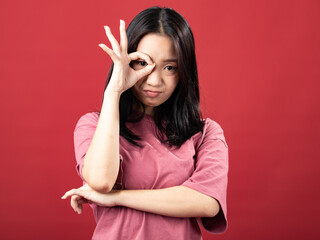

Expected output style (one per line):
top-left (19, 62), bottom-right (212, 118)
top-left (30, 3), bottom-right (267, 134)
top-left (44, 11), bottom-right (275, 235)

top-left (145, 68), bottom-right (162, 87)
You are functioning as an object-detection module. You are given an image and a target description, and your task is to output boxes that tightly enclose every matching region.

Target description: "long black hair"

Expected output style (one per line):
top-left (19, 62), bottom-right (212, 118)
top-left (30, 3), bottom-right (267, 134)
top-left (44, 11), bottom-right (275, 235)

top-left (101, 6), bottom-right (204, 148)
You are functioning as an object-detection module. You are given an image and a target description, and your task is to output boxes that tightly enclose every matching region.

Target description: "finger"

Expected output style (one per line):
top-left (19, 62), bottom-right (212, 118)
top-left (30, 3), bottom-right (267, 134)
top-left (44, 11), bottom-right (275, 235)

top-left (119, 20), bottom-right (128, 53)
top-left (104, 26), bottom-right (120, 56)
top-left (98, 43), bottom-right (119, 62)
top-left (63, 188), bottom-right (90, 201)
top-left (135, 63), bottom-right (155, 80)
top-left (129, 52), bottom-right (154, 65)
top-left (78, 203), bottom-right (83, 214)
top-left (71, 195), bottom-right (82, 214)
top-left (62, 188), bottom-right (87, 199)
top-left (76, 198), bottom-right (87, 214)
top-left (61, 189), bottom-right (77, 199)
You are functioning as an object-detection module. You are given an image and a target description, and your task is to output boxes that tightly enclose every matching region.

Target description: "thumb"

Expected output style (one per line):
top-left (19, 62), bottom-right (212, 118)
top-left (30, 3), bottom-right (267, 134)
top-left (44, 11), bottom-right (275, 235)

top-left (135, 63), bottom-right (155, 80)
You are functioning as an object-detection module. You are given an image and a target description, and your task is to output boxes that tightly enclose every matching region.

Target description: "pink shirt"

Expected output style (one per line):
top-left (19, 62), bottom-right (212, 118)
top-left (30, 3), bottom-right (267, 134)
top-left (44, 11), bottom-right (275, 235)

top-left (74, 112), bottom-right (228, 240)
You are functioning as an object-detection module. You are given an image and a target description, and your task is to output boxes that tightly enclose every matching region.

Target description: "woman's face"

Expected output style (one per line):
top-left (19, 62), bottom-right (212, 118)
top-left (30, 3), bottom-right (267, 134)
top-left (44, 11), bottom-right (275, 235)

top-left (131, 33), bottom-right (179, 115)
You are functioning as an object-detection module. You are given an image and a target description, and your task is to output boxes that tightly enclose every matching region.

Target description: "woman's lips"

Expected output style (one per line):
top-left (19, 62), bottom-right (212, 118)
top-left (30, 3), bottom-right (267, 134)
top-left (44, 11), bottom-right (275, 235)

top-left (144, 90), bottom-right (161, 98)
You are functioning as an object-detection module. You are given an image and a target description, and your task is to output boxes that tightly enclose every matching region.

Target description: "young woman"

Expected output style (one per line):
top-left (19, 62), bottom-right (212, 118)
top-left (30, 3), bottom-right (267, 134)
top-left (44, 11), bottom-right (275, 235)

top-left (62, 6), bottom-right (228, 240)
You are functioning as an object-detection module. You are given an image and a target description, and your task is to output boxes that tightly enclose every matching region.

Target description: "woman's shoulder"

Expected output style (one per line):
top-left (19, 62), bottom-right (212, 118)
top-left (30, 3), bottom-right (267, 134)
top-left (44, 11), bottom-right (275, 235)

top-left (74, 111), bottom-right (100, 130)
top-left (203, 117), bottom-right (223, 131)
top-left (192, 118), bottom-right (228, 149)
top-left (79, 111), bottom-right (100, 121)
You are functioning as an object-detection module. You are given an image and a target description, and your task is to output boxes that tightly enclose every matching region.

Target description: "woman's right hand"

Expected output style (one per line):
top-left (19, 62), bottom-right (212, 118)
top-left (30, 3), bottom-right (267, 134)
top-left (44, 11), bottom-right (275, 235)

top-left (99, 20), bottom-right (155, 95)
top-left (61, 184), bottom-right (120, 214)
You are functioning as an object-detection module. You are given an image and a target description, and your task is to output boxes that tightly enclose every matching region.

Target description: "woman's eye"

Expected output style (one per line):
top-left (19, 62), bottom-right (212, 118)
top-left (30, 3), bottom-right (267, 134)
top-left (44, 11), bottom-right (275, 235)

top-left (131, 60), bottom-right (148, 70)
top-left (165, 65), bottom-right (177, 71)
top-left (137, 61), bottom-right (147, 66)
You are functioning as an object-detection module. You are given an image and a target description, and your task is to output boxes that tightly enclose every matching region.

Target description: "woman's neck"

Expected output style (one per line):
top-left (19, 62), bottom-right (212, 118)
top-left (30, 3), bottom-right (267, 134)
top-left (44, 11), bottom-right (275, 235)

top-left (132, 102), bottom-right (154, 117)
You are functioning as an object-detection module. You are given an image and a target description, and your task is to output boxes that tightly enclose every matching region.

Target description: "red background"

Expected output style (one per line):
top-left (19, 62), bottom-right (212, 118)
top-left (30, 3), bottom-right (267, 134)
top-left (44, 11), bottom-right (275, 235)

top-left (1, 0), bottom-right (319, 239)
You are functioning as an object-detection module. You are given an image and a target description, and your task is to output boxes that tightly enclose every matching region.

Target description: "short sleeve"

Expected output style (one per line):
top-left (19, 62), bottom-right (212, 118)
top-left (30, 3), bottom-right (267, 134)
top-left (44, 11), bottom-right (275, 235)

top-left (73, 112), bottom-right (123, 187)
top-left (182, 118), bottom-right (229, 234)
top-left (73, 112), bottom-right (100, 181)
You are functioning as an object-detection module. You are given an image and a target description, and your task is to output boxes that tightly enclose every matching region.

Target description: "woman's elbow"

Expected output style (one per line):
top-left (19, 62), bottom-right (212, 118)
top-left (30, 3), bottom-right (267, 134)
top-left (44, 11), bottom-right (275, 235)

top-left (203, 198), bottom-right (220, 218)
top-left (89, 181), bottom-right (114, 193)
top-left (82, 169), bottom-right (115, 193)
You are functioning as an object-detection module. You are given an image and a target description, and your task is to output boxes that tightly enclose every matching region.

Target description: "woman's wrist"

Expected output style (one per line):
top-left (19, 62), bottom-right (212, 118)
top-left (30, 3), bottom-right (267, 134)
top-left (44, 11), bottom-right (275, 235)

top-left (104, 87), bottom-right (122, 98)
top-left (101, 88), bottom-right (122, 114)
top-left (114, 189), bottom-right (125, 206)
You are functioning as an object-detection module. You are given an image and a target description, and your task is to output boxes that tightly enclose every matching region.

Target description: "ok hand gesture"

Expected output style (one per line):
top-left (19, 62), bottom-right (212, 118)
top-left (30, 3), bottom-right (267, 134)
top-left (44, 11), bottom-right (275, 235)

top-left (99, 20), bottom-right (155, 95)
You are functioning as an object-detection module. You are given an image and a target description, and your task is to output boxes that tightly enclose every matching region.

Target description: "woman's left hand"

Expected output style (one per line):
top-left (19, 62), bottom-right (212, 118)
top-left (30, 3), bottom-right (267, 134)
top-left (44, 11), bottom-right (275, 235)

top-left (61, 184), bottom-right (119, 214)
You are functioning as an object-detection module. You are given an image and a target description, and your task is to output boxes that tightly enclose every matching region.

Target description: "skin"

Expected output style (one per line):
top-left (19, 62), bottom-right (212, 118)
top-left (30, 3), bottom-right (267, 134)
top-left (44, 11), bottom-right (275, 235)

top-left (131, 33), bottom-right (179, 115)
top-left (62, 20), bottom-right (220, 218)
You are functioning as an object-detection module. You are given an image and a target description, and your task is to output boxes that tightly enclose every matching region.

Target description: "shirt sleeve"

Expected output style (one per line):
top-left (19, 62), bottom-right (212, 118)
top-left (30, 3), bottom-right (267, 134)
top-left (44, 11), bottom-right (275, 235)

top-left (73, 112), bottom-right (123, 188)
top-left (181, 118), bottom-right (229, 234)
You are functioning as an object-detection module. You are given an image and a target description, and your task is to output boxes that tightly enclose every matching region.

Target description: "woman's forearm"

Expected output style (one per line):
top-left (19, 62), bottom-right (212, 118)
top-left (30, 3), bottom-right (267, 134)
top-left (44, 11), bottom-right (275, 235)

top-left (82, 90), bottom-right (121, 193)
top-left (117, 186), bottom-right (220, 218)
top-left (81, 20), bottom-right (156, 193)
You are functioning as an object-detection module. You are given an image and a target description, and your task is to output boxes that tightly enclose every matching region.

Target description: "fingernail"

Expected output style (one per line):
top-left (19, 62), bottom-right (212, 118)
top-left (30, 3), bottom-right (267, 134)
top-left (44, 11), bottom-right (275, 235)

top-left (98, 44), bottom-right (103, 48)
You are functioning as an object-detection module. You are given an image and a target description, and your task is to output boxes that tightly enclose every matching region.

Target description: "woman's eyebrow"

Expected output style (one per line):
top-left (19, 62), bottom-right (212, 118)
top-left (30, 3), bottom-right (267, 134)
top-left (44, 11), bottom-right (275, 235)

top-left (163, 58), bottom-right (178, 63)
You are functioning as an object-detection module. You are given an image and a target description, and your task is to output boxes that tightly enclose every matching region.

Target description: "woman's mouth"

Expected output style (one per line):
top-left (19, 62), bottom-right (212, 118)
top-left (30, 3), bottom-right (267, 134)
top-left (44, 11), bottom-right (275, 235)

top-left (144, 90), bottom-right (161, 98)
